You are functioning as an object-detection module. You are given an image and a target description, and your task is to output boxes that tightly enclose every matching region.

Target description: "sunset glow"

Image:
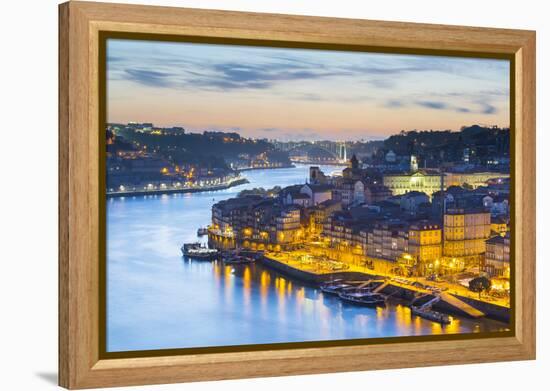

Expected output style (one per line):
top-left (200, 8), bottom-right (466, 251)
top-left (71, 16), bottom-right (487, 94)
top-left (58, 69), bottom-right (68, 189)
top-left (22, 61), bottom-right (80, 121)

top-left (107, 39), bottom-right (510, 141)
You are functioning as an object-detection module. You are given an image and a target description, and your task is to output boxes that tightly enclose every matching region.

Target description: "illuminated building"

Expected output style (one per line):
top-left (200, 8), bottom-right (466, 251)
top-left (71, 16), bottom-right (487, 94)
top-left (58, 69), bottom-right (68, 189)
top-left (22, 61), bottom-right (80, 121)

top-left (383, 170), bottom-right (509, 197)
top-left (274, 208), bottom-right (302, 248)
top-left (443, 208), bottom-right (491, 268)
top-left (484, 233), bottom-right (510, 278)
top-left (383, 170), bottom-right (443, 197)
top-left (407, 221), bottom-right (442, 275)
top-left (491, 217), bottom-right (508, 235)
top-left (444, 172), bottom-right (509, 188)
top-left (309, 199), bottom-right (341, 237)
top-left (366, 221), bottom-right (408, 264)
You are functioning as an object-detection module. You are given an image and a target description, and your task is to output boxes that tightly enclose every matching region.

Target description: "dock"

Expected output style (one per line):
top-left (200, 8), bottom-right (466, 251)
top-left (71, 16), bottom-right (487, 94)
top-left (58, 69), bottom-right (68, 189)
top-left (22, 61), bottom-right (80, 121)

top-left (372, 281), bottom-right (390, 293)
top-left (439, 292), bottom-right (485, 318)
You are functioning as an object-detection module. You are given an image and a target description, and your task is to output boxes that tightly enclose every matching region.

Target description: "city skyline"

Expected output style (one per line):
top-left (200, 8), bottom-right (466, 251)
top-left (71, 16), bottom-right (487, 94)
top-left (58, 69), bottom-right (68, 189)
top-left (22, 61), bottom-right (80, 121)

top-left (107, 39), bottom-right (510, 141)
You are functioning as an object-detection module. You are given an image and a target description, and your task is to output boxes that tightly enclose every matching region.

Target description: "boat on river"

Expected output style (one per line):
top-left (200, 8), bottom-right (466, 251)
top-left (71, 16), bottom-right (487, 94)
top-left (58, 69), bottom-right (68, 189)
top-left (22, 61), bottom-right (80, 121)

top-left (181, 242), bottom-right (219, 260)
top-left (223, 255), bottom-right (255, 265)
top-left (197, 227), bottom-right (209, 236)
top-left (410, 306), bottom-right (451, 324)
top-left (320, 280), bottom-right (354, 295)
top-left (338, 289), bottom-right (387, 307)
top-left (409, 295), bottom-right (451, 324)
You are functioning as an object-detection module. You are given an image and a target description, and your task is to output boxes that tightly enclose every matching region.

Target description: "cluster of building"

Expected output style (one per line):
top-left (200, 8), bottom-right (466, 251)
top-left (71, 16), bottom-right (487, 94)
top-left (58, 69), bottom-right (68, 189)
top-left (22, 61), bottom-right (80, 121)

top-left (107, 151), bottom-right (240, 194)
top-left (106, 126), bottom-right (241, 194)
top-left (209, 154), bottom-right (511, 284)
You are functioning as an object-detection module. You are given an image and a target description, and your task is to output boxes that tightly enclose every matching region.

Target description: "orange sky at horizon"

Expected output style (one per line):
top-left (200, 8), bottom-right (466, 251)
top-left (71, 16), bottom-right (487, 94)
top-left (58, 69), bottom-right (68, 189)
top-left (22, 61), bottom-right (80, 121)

top-left (107, 39), bottom-right (510, 140)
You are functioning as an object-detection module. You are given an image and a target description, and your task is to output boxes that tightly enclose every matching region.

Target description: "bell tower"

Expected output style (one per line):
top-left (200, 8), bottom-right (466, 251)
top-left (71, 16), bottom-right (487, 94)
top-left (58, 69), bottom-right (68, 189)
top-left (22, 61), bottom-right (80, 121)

top-left (410, 155), bottom-right (418, 172)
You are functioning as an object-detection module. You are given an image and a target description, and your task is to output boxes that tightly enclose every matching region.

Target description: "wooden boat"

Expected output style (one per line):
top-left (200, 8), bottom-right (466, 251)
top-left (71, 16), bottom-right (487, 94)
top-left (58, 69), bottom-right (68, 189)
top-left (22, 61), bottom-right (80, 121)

top-left (181, 242), bottom-right (218, 260)
top-left (338, 289), bottom-right (387, 306)
top-left (410, 306), bottom-right (451, 324)
top-left (223, 255), bottom-right (255, 265)
top-left (320, 280), bottom-right (353, 295)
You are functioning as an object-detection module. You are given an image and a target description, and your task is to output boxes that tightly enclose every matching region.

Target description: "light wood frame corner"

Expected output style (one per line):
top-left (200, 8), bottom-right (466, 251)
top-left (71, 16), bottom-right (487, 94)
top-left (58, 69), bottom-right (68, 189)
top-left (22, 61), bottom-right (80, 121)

top-left (59, 1), bottom-right (536, 389)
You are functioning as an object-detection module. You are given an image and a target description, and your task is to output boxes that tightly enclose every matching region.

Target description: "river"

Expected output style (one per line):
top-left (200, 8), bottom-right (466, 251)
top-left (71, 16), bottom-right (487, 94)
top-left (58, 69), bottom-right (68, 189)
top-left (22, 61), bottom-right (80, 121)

top-left (106, 164), bottom-right (508, 352)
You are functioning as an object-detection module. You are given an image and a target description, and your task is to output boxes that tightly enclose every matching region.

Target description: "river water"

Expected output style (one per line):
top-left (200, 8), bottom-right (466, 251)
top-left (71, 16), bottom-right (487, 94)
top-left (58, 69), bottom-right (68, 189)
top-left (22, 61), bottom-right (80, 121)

top-left (107, 164), bottom-right (508, 352)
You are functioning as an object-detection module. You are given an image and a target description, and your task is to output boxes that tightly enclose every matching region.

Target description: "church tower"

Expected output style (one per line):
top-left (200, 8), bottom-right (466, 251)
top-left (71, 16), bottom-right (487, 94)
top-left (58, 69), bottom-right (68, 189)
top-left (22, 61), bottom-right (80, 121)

top-left (350, 154), bottom-right (359, 170)
top-left (410, 155), bottom-right (419, 172)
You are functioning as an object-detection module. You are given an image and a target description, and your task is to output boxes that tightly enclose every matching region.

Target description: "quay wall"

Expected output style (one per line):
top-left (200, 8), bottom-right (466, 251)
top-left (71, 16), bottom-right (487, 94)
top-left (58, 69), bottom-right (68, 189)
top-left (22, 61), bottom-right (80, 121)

top-left (454, 295), bottom-right (510, 323)
top-left (261, 255), bottom-right (510, 323)
top-left (106, 178), bottom-right (249, 198)
top-left (237, 164), bottom-right (295, 172)
top-left (260, 256), bottom-right (377, 284)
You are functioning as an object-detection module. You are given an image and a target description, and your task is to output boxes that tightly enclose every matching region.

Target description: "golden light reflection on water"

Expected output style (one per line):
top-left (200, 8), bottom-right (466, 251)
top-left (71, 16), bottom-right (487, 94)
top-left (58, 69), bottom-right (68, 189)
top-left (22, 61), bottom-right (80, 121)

top-left (445, 317), bottom-right (460, 334)
top-left (223, 265), bottom-right (233, 305)
top-left (295, 287), bottom-right (305, 302)
top-left (209, 262), bottom-right (496, 339)
top-left (243, 266), bottom-right (251, 309)
top-left (294, 287), bottom-right (305, 322)
top-left (431, 322), bottom-right (443, 335)
top-left (212, 262), bottom-right (221, 286)
top-left (393, 304), bottom-right (412, 333)
top-left (413, 313), bottom-right (423, 333)
top-left (275, 277), bottom-right (286, 321)
top-left (260, 271), bottom-right (270, 299)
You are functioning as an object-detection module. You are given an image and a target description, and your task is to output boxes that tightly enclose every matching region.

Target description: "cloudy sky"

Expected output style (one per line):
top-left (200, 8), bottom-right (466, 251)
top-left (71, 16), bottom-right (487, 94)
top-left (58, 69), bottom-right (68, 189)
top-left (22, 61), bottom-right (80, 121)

top-left (107, 39), bottom-right (510, 141)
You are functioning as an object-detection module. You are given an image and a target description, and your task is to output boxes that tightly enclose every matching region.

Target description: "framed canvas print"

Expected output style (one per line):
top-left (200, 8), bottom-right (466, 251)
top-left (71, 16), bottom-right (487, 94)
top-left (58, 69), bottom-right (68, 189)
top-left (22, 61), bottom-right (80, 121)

top-left (59, 1), bottom-right (536, 389)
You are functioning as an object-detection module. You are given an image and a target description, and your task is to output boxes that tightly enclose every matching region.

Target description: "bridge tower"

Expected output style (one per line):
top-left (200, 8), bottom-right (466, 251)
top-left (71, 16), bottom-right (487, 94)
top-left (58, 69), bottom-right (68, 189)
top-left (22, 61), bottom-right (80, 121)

top-left (338, 142), bottom-right (347, 162)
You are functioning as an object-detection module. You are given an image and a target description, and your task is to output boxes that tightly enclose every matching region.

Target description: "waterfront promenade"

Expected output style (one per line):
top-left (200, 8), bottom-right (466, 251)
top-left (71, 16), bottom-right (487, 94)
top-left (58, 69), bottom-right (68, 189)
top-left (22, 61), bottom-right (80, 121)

top-left (262, 251), bottom-right (508, 321)
top-left (107, 177), bottom-right (248, 197)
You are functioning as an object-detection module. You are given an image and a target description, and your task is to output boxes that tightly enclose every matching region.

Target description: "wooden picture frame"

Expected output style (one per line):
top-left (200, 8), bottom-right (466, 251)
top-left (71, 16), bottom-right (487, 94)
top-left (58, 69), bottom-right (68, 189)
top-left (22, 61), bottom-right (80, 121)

top-left (59, 1), bottom-right (536, 389)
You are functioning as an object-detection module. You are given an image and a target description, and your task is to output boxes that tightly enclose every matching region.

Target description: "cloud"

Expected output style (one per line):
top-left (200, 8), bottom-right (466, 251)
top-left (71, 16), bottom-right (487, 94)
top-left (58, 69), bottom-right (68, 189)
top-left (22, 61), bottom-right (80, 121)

top-left (413, 100), bottom-right (497, 115)
top-left (480, 102), bottom-right (497, 114)
top-left (123, 69), bottom-right (175, 88)
top-left (416, 101), bottom-right (448, 110)
top-left (296, 93), bottom-right (323, 101)
top-left (107, 56), bottom-right (124, 63)
top-left (368, 78), bottom-right (395, 89)
top-left (195, 62), bottom-right (349, 91)
top-left (385, 99), bottom-right (404, 108)
top-left (118, 57), bottom-right (351, 92)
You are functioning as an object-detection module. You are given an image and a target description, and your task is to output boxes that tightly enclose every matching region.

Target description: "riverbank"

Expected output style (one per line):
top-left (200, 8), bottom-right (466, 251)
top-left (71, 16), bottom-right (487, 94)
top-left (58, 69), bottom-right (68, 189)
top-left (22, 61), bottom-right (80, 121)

top-left (261, 253), bottom-right (510, 323)
top-left (106, 177), bottom-right (249, 198)
top-left (290, 160), bottom-right (348, 166)
top-left (237, 164), bottom-right (295, 172)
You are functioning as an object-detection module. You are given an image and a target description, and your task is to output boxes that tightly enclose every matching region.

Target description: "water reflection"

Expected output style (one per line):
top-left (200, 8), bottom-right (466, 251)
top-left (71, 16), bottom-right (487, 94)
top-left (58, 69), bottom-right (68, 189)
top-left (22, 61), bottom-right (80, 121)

top-left (107, 165), bottom-right (508, 352)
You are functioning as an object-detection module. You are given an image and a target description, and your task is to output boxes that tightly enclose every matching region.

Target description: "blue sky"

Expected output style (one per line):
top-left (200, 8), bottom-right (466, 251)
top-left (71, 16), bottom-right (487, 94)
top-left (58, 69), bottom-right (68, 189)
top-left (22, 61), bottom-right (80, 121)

top-left (107, 39), bottom-right (510, 141)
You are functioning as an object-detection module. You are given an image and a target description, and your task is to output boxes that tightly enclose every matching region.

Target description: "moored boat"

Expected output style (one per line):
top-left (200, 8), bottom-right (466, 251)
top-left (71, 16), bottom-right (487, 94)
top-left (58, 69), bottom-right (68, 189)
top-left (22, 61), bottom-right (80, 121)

top-left (223, 255), bottom-right (255, 264)
top-left (410, 306), bottom-right (451, 324)
top-left (338, 289), bottom-right (387, 306)
top-left (320, 280), bottom-right (353, 295)
top-left (181, 242), bottom-right (219, 260)
top-left (197, 227), bottom-right (209, 236)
